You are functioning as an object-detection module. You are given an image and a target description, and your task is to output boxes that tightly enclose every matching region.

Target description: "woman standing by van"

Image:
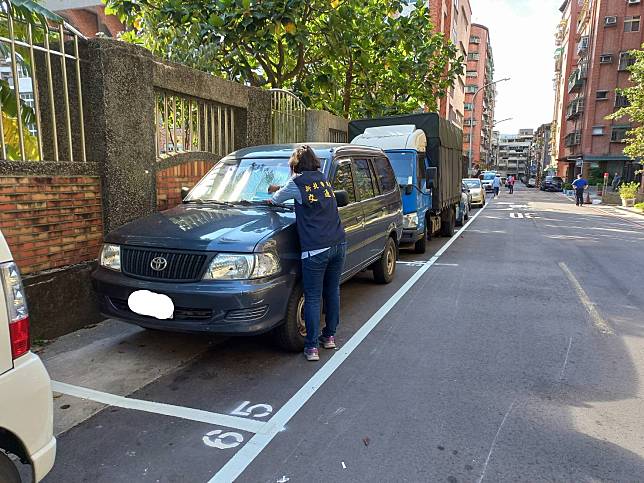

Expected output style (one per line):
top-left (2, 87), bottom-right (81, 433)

top-left (268, 146), bottom-right (346, 361)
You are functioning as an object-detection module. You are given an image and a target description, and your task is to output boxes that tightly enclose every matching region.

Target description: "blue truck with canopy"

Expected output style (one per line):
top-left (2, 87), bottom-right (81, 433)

top-left (349, 113), bottom-right (464, 253)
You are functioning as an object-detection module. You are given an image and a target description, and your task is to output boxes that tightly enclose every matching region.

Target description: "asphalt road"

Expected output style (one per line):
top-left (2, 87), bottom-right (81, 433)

top-left (44, 185), bottom-right (644, 482)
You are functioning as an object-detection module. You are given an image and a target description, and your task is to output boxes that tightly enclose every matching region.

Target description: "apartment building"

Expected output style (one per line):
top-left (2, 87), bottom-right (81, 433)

top-left (552, 0), bottom-right (644, 184)
top-left (532, 123), bottom-right (553, 180)
top-left (43, 0), bottom-right (124, 37)
top-left (429, 0), bottom-right (472, 129)
top-left (463, 23), bottom-right (496, 173)
top-left (496, 129), bottom-right (533, 178)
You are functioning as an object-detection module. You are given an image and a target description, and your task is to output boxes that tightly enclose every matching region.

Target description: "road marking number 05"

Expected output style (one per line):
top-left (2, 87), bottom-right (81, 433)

top-left (510, 212), bottom-right (536, 219)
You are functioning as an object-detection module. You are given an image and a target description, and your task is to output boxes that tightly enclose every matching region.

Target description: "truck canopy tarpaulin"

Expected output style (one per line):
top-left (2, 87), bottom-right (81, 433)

top-left (349, 113), bottom-right (463, 212)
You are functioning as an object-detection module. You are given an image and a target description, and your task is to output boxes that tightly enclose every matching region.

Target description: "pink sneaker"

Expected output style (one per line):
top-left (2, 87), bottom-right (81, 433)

top-left (320, 336), bottom-right (336, 349)
top-left (304, 348), bottom-right (319, 361)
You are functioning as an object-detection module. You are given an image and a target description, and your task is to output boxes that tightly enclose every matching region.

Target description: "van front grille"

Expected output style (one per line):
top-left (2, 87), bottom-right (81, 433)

top-left (121, 247), bottom-right (208, 282)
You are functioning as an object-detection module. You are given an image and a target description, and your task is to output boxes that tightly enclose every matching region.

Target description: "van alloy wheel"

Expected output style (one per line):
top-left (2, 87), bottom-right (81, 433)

top-left (297, 294), bottom-right (306, 337)
top-left (373, 237), bottom-right (397, 284)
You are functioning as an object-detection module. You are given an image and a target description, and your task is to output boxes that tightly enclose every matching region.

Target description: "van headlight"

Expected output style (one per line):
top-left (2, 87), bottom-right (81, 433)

top-left (203, 253), bottom-right (280, 280)
top-left (100, 244), bottom-right (121, 271)
top-left (403, 213), bottom-right (418, 229)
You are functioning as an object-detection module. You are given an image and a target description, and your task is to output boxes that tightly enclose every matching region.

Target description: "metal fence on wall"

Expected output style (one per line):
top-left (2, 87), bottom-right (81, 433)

top-left (270, 88), bottom-right (306, 144)
top-left (0, 0), bottom-right (86, 162)
top-left (154, 89), bottom-right (235, 158)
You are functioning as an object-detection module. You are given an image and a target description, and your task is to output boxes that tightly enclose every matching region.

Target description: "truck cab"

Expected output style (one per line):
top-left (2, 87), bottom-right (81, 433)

top-left (351, 125), bottom-right (431, 253)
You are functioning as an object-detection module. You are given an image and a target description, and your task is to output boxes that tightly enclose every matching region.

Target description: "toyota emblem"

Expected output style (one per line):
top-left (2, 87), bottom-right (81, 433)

top-left (150, 256), bottom-right (168, 271)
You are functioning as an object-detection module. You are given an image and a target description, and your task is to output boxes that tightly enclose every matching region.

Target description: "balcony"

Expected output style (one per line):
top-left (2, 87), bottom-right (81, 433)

top-left (567, 68), bottom-right (585, 93)
top-left (566, 98), bottom-right (584, 120)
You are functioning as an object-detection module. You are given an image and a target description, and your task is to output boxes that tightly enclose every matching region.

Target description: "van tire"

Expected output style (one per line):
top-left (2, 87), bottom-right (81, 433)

top-left (414, 226), bottom-right (427, 254)
top-left (373, 237), bottom-right (397, 284)
top-left (0, 452), bottom-right (20, 483)
top-left (440, 206), bottom-right (455, 237)
top-left (273, 285), bottom-right (306, 352)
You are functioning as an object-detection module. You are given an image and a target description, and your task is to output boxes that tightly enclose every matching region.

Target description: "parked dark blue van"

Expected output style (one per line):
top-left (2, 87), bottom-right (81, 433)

top-left (92, 144), bottom-right (403, 350)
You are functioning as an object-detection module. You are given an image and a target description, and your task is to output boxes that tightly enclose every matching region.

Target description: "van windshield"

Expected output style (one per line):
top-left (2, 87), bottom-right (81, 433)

top-left (385, 151), bottom-right (416, 185)
top-left (186, 158), bottom-right (294, 203)
top-left (483, 173), bottom-right (496, 180)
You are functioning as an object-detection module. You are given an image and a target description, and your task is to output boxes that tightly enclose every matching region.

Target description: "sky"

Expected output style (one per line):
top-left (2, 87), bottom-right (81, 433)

top-left (470, 0), bottom-right (563, 134)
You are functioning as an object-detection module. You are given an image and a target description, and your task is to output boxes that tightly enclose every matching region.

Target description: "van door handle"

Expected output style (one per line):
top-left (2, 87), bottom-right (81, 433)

top-left (356, 215), bottom-right (364, 222)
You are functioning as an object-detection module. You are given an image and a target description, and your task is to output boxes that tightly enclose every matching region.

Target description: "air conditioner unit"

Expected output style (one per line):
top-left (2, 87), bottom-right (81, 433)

top-left (600, 54), bottom-right (613, 63)
top-left (628, 0), bottom-right (640, 5)
top-left (605, 16), bottom-right (617, 25)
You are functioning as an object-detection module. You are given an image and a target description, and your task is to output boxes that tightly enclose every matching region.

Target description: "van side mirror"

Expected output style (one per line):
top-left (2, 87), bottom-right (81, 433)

top-left (426, 167), bottom-right (437, 190)
top-left (334, 190), bottom-right (349, 208)
top-left (180, 186), bottom-right (191, 201)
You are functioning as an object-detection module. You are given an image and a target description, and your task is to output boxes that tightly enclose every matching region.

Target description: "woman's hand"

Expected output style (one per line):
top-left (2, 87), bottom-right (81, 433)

top-left (267, 184), bottom-right (281, 194)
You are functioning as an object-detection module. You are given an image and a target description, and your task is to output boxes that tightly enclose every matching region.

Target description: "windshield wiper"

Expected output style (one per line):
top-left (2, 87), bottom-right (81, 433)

top-left (234, 199), bottom-right (294, 211)
top-left (184, 199), bottom-right (236, 207)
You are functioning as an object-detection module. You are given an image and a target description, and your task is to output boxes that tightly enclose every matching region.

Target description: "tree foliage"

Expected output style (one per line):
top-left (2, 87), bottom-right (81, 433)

top-left (105, 0), bottom-right (462, 118)
top-left (608, 46), bottom-right (644, 170)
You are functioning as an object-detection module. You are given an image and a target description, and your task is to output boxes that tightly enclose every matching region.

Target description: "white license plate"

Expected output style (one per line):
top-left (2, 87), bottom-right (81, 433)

top-left (128, 290), bottom-right (174, 320)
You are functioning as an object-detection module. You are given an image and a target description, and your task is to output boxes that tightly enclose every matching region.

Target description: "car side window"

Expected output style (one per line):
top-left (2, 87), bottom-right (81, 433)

top-left (332, 162), bottom-right (357, 204)
top-left (353, 158), bottom-right (376, 200)
top-left (372, 156), bottom-right (397, 193)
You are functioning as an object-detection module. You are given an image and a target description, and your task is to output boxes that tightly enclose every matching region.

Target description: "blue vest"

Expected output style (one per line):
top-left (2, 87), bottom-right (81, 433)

top-left (293, 171), bottom-right (346, 252)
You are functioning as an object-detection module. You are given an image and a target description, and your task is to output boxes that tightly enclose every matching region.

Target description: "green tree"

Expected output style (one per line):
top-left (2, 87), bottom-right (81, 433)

top-left (608, 46), bottom-right (644, 172)
top-left (105, 0), bottom-right (462, 118)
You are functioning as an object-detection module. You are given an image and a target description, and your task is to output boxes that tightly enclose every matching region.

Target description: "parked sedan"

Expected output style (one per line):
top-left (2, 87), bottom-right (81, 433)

top-left (463, 178), bottom-right (486, 207)
top-left (92, 144), bottom-right (403, 351)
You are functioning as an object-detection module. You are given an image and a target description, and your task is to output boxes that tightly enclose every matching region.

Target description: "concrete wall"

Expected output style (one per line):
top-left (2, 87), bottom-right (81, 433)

top-left (305, 109), bottom-right (348, 142)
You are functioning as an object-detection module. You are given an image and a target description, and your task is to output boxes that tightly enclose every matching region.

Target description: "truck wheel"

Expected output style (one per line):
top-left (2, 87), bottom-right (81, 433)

top-left (414, 226), bottom-right (427, 254)
top-left (0, 452), bottom-right (20, 483)
top-left (273, 285), bottom-right (324, 352)
top-left (373, 237), bottom-right (397, 284)
top-left (440, 206), bottom-right (455, 237)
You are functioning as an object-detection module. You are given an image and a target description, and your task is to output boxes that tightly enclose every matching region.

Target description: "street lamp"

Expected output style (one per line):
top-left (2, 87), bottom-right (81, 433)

top-left (467, 77), bottom-right (510, 175)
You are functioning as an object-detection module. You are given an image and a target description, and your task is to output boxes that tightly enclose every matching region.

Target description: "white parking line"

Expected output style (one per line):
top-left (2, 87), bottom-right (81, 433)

top-left (51, 381), bottom-right (267, 434)
top-left (209, 203), bottom-right (489, 482)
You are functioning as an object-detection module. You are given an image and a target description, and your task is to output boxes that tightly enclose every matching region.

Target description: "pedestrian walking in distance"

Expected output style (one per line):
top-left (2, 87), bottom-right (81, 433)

top-left (611, 172), bottom-right (621, 192)
top-left (572, 173), bottom-right (588, 206)
top-left (508, 175), bottom-right (515, 194)
top-left (268, 145), bottom-right (347, 362)
top-left (492, 174), bottom-right (502, 198)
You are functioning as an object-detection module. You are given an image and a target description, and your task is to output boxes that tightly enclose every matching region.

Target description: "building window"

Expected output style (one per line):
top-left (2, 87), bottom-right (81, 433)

top-left (599, 54), bottom-right (613, 64)
top-left (464, 119), bottom-right (477, 126)
top-left (619, 52), bottom-right (637, 70)
top-left (624, 15), bottom-right (640, 32)
top-left (466, 70), bottom-right (478, 77)
top-left (465, 85), bottom-right (478, 93)
top-left (592, 126), bottom-right (604, 136)
top-left (604, 15), bottom-right (617, 26)
top-left (467, 52), bottom-right (480, 61)
top-left (470, 35), bottom-right (480, 44)
top-left (596, 90), bottom-right (609, 100)
top-left (611, 126), bottom-right (629, 142)
top-left (615, 93), bottom-right (630, 107)
top-left (464, 103), bottom-right (473, 111)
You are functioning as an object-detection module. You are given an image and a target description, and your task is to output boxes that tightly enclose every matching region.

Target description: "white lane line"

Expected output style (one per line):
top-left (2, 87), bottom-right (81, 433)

top-left (558, 262), bottom-right (614, 335)
top-left (208, 203), bottom-right (489, 483)
top-left (51, 381), bottom-right (266, 434)
top-left (559, 336), bottom-right (573, 381)
top-left (477, 398), bottom-right (517, 483)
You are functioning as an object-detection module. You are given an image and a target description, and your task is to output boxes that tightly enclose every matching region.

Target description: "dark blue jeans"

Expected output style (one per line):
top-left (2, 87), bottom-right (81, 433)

top-left (301, 243), bottom-right (346, 349)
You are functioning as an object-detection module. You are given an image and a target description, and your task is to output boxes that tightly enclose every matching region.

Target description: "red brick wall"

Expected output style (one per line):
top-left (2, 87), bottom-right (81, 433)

top-left (156, 160), bottom-right (216, 211)
top-left (0, 176), bottom-right (103, 275)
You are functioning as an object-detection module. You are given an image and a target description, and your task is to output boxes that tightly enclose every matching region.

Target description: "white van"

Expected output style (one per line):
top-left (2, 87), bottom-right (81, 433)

top-left (0, 230), bottom-right (55, 482)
